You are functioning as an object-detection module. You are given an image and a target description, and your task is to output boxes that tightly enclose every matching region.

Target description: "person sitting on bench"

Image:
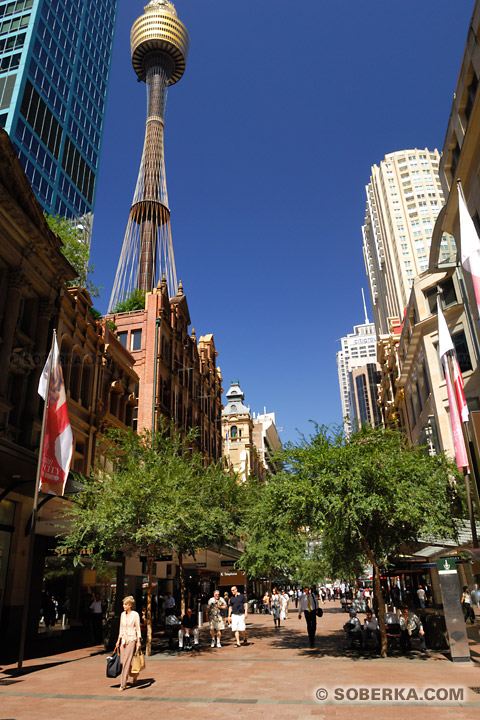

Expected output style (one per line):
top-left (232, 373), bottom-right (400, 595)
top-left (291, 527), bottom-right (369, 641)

top-left (178, 607), bottom-right (199, 649)
top-left (363, 609), bottom-right (381, 650)
top-left (384, 605), bottom-right (401, 637)
top-left (343, 608), bottom-right (363, 648)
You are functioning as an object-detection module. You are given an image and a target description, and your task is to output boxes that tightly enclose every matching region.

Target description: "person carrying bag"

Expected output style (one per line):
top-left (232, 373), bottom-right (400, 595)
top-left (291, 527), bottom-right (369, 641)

top-left (115, 595), bottom-right (142, 691)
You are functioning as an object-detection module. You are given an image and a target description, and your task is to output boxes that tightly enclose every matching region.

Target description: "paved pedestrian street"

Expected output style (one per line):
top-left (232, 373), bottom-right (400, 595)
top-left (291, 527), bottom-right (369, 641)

top-left (1, 605), bottom-right (480, 719)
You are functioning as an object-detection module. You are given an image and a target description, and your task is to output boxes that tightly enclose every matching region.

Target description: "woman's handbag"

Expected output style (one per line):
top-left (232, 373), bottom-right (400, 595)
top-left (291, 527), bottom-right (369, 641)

top-left (316, 607), bottom-right (323, 618)
top-left (131, 648), bottom-right (145, 674)
top-left (106, 649), bottom-right (122, 678)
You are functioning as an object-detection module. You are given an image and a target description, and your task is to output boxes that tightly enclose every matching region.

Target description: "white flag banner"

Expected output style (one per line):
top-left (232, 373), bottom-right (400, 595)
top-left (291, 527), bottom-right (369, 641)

top-left (437, 298), bottom-right (454, 359)
top-left (458, 181), bottom-right (480, 317)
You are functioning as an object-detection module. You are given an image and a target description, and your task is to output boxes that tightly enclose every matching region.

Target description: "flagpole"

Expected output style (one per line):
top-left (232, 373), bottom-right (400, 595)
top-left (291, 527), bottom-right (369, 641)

top-left (445, 350), bottom-right (479, 548)
top-left (17, 331), bottom-right (56, 672)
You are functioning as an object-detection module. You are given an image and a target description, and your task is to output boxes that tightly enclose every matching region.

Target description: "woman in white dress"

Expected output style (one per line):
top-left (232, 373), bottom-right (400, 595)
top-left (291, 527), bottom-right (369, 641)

top-left (115, 595), bottom-right (141, 691)
top-left (280, 591), bottom-right (289, 620)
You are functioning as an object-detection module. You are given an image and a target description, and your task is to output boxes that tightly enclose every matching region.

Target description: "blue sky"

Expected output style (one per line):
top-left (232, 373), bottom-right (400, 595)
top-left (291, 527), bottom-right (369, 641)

top-left (90, 0), bottom-right (474, 444)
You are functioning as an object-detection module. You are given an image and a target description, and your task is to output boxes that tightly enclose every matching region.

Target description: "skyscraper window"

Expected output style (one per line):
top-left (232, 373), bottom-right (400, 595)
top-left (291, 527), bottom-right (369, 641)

top-left (0, 0), bottom-right (118, 224)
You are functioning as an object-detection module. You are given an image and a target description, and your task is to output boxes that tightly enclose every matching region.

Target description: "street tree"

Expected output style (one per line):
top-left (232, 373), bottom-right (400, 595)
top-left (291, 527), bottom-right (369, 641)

top-left (59, 424), bottom-right (242, 655)
top-left (242, 424), bottom-right (463, 657)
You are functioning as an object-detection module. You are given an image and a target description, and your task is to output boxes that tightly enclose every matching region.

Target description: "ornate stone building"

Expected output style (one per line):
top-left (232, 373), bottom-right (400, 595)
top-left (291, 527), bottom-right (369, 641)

top-left (222, 381), bottom-right (263, 481)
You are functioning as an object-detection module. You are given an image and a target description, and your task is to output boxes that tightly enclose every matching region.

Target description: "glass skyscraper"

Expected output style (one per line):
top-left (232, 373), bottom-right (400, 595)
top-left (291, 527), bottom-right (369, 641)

top-left (0, 0), bottom-right (118, 220)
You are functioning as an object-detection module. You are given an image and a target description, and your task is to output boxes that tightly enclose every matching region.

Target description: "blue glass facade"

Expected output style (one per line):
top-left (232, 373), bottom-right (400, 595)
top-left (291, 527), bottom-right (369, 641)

top-left (0, 0), bottom-right (117, 218)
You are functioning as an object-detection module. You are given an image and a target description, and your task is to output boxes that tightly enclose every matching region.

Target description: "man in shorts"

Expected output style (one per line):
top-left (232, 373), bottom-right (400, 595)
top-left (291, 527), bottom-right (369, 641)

top-left (208, 589), bottom-right (227, 648)
top-left (228, 586), bottom-right (248, 647)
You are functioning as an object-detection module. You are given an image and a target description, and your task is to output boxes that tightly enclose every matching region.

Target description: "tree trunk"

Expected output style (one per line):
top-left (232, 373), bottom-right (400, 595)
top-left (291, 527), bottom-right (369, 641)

top-left (178, 551), bottom-right (186, 617)
top-left (144, 554), bottom-right (155, 656)
top-left (361, 538), bottom-right (387, 658)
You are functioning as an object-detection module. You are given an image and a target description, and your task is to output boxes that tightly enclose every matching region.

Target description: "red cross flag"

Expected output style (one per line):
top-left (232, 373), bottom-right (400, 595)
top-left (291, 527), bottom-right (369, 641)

top-left (38, 335), bottom-right (73, 495)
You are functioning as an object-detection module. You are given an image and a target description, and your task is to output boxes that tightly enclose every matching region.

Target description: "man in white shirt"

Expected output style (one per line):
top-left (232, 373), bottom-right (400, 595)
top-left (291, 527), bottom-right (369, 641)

top-left (363, 609), bottom-right (380, 651)
top-left (417, 586), bottom-right (426, 609)
top-left (298, 586), bottom-right (318, 648)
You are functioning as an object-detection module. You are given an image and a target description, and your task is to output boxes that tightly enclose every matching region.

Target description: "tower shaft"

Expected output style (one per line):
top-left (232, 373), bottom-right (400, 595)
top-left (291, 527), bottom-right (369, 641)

top-left (109, 0), bottom-right (189, 313)
top-left (137, 62), bottom-right (169, 291)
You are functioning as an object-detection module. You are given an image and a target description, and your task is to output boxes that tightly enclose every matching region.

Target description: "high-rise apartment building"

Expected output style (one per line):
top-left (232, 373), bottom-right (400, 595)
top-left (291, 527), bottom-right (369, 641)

top-left (336, 319), bottom-right (378, 435)
top-left (0, 0), bottom-right (118, 221)
top-left (362, 149), bottom-right (455, 335)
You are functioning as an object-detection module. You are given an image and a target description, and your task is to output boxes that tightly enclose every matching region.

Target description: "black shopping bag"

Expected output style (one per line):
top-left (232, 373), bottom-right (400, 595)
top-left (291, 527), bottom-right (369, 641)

top-left (106, 649), bottom-right (122, 678)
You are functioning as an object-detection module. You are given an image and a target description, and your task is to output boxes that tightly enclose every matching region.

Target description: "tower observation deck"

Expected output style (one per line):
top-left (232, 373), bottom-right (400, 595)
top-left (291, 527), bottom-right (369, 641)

top-left (109, 0), bottom-right (189, 311)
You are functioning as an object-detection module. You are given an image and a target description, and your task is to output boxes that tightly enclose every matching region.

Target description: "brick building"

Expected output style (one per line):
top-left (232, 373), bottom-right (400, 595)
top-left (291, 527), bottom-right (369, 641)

top-left (106, 277), bottom-right (223, 460)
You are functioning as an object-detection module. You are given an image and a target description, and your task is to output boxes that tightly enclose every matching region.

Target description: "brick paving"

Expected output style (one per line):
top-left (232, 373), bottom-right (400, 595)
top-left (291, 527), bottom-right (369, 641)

top-left (1, 602), bottom-right (480, 719)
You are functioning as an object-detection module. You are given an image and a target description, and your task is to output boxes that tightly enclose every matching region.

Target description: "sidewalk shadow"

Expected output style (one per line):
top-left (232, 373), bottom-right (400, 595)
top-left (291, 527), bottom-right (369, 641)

top-left (132, 677), bottom-right (155, 689)
top-left (268, 626), bottom-right (433, 662)
top-left (2, 648), bottom-right (107, 679)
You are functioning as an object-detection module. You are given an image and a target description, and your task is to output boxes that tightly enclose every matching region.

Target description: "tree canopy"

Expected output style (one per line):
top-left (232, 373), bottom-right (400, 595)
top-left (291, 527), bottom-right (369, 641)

top-left (241, 424), bottom-right (464, 656)
top-left (59, 424), bottom-right (242, 653)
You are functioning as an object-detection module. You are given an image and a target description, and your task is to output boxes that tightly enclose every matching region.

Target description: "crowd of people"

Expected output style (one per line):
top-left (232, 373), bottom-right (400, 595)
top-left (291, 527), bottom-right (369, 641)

top-left (106, 578), bottom-right (480, 689)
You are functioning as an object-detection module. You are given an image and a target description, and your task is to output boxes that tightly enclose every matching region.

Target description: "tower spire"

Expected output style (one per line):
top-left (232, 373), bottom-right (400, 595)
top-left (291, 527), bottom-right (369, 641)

top-left (108, 0), bottom-right (189, 312)
top-left (361, 288), bottom-right (369, 325)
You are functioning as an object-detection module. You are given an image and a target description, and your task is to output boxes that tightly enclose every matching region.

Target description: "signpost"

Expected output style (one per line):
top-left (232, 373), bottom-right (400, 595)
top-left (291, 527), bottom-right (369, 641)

top-left (436, 557), bottom-right (470, 662)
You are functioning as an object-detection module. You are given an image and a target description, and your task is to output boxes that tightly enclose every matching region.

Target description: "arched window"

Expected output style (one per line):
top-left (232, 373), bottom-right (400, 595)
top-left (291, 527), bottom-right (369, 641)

top-left (231, 425), bottom-right (238, 439)
top-left (59, 336), bottom-right (72, 389)
top-left (70, 348), bottom-right (82, 402)
top-left (81, 357), bottom-right (93, 408)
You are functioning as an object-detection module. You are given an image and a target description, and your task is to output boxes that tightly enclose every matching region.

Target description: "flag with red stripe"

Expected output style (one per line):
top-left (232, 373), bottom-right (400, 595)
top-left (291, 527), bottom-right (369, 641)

top-left (38, 337), bottom-right (73, 496)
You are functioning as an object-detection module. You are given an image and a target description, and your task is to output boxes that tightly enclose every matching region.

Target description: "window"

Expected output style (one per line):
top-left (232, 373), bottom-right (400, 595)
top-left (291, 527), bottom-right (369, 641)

top-left (231, 426), bottom-right (238, 439)
top-left (131, 329), bottom-right (142, 351)
top-left (117, 331), bottom-right (127, 348)
top-left (453, 330), bottom-right (472, 373)
top-left (425, 277), bottom-right (457, 314)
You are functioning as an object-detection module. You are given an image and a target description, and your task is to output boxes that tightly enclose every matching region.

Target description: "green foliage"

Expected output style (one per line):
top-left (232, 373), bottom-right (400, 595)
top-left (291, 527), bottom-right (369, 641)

top-left (89, 307), bottom-right (102, 321)
top-left (111, 288), bottom-right (145, 314)
top-left (59, 422), bottom-right (241, 568)
top-left (46, 213), bottom-right (101, 297)
top-left (59, 422), bottom-right (242, 653)
top-left (241, 424), bottom-right (463, 655)
top-left (240, 424), bottom-right (463, 580)
top-left (279, 423), bottom-right (462, 574)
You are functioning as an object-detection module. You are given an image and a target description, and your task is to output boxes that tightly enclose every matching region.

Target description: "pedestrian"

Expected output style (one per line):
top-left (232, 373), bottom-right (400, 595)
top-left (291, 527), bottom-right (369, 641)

top-left (295, 589), bottom-right (302, 609)
top-left (228, 585), bottom-right (248, 647)
top-left (270, 587), bottom-right (281, 628)
top-left (115, 596), bottom-right (141, 691)
top-left (90, 592), bottom-right (104, 644)
top-left (262, 591), bottom-right (271, 614)
top-left (298, 586), bottom-right (318, 648)
top-left (417, 585), bottom-right (426, 610)
top-left (208, 589), bottom-right (227, 648)
top-left (280, 590), bottom-right (289, 620)
top-left (178, 607), bottom-right (199, 649)
top-left (461, 586), bottom-right (476, 625)
top-left (363, 587), bottom-right (371, 609)
top-left (399, 606), bottom-right (427, 654)
top-left (165, 591), bottom-right (175, 617)
top-left (472, 583), bottom-right (480, 609)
